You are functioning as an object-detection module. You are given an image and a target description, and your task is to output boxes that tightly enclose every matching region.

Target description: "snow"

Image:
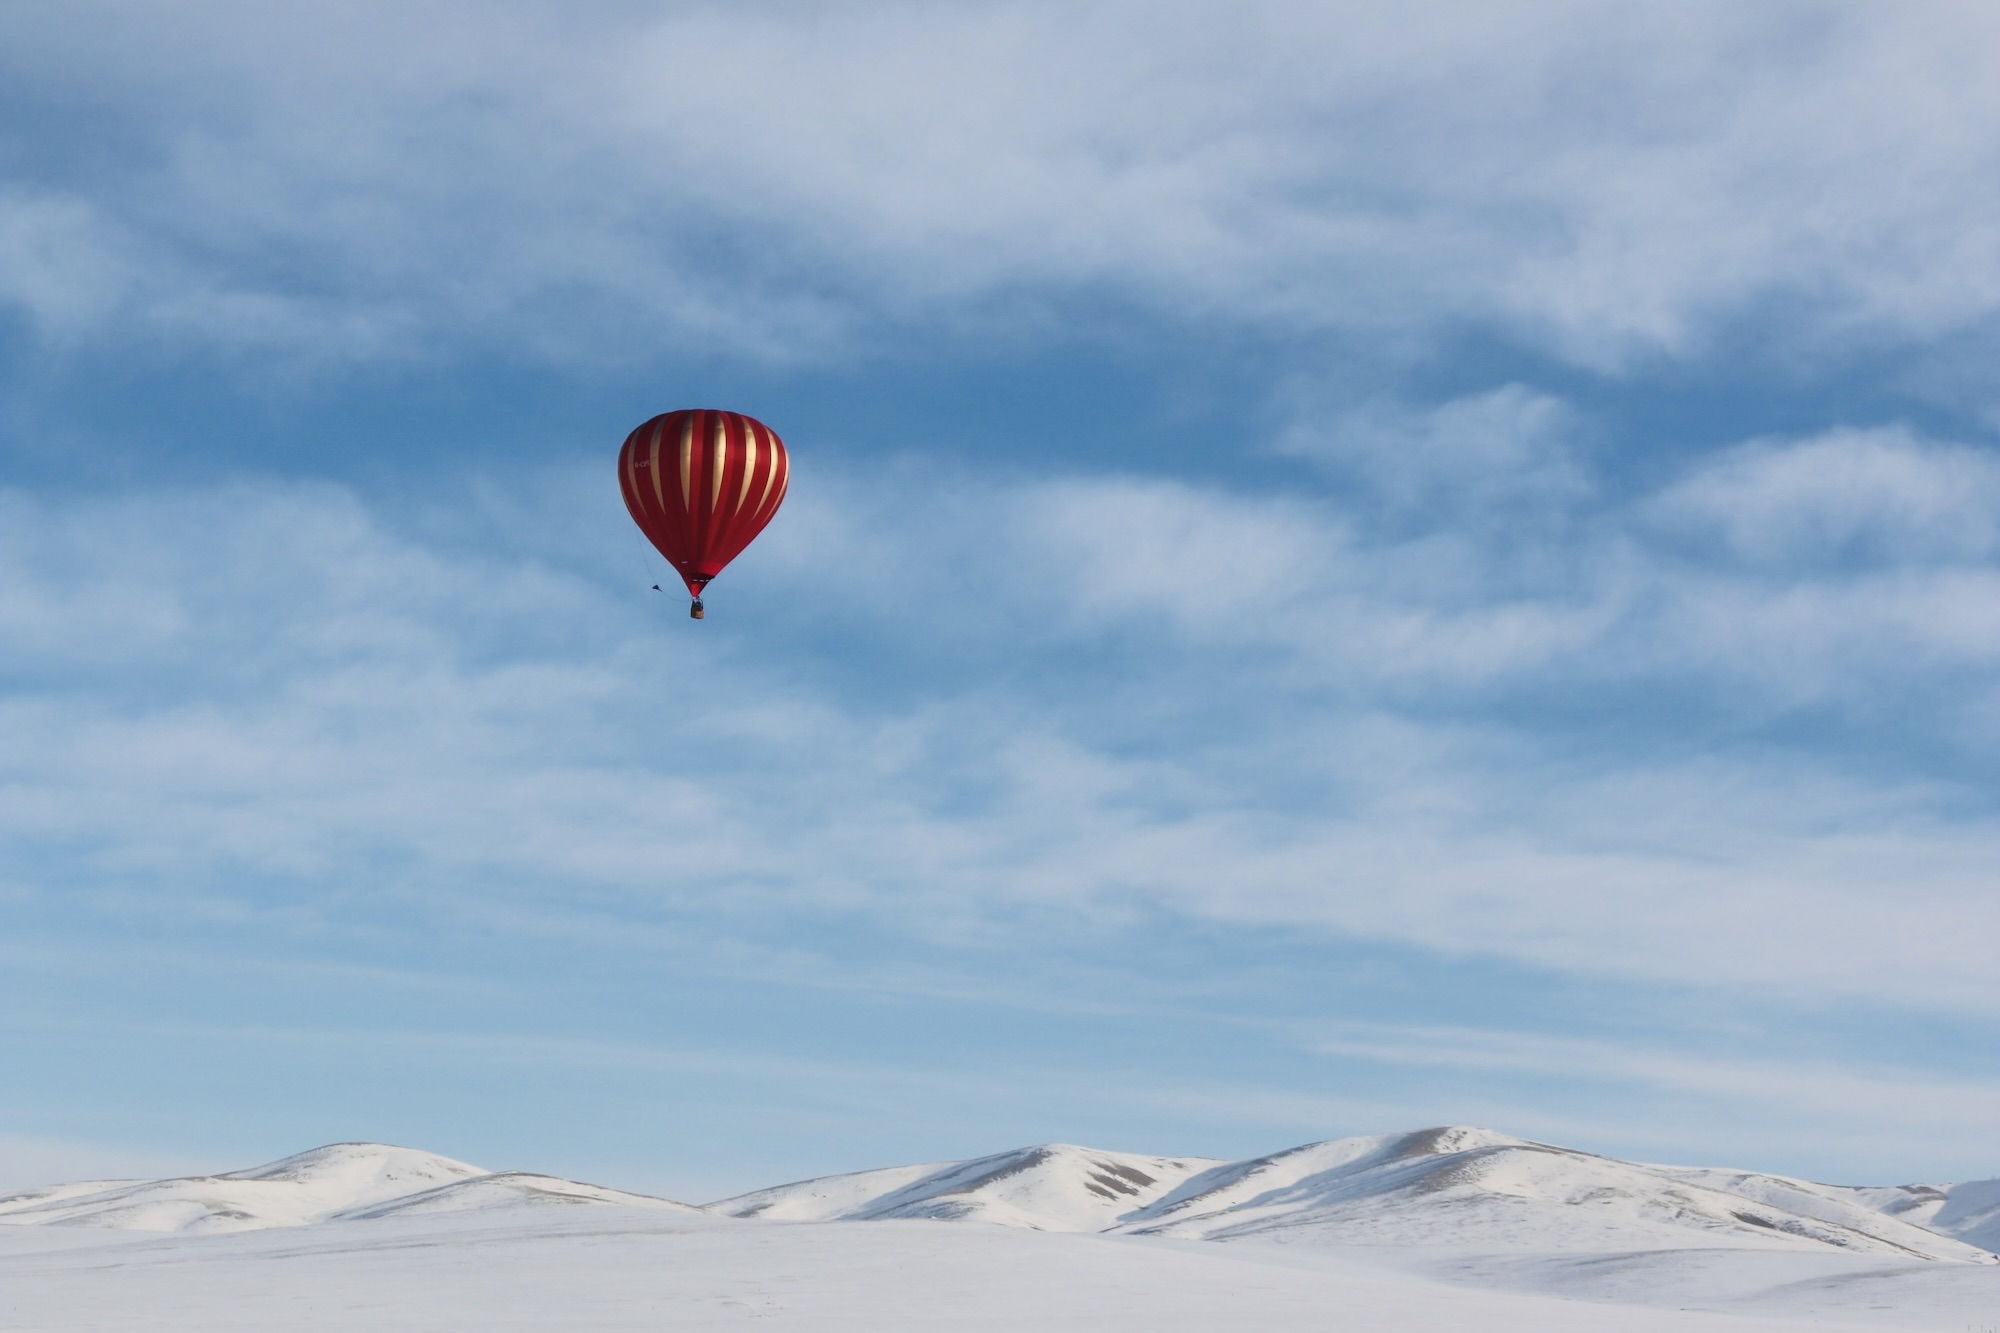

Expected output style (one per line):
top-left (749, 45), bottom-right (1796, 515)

top-left (1815, 1177), bottom-right (2000, 1253)
top-left (2, 1143), bottom-right (515, 1234)
top-left (714, 1143), bottom-right (1224, 1229)
top-left (8, 1207), bottom-right (1992, 1332)
top-left (0, 1129), bottom-right (1993, 1331)
top-left (720, 1125), bottom-right (1995, 1262)
top-left (331, 1171), bottom-right (701, 1220)
top-left (1932, 1178), bottom-right (2000, 1252)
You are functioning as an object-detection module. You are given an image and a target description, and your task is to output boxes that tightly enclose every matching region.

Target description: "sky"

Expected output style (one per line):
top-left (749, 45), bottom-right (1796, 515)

top-left (3, 0), bottom-right (1999, 1203)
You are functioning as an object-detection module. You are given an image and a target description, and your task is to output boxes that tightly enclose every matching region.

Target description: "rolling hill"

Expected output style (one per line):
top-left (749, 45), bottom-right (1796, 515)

top-left (0, 1143), bottom-right (690, 1234)
top-left (710, 1126), bottom-right (1995, 1262)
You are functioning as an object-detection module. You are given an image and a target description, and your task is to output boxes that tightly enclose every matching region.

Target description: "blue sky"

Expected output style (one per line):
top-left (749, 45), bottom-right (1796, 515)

top-left (4, 1), bottom-right (1999, 1201)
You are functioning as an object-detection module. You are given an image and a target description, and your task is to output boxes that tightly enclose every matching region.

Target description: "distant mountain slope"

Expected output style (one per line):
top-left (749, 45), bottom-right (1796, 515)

top-left (1124, 1128), bottom-right (1985, 1260)
top-left (5, 1129), bottom-right (1992, 1261)
top-left (710, 1127), bottom-right (1995, 1262)
top-left (713, 1144), bottom-right (1222, 1230)
top-left (0, 1144), bottom-right (485, 1234)
top-left (0, 1144), bottom-right (691, 1234)
top-left (1922, 1179), bottom-right (2000, 1252)
top-left (333, 1172), bottom-right (697, 1220)
top-left (1805, 1177), bottom-right (2000, 1254)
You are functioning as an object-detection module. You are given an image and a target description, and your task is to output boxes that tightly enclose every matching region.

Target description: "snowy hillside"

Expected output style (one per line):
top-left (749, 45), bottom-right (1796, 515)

top-left (0, 1143), bottom-right (691, 1234)
top-left (1123, 1127), bottom-right (1985, 1259)
top-left (4, 1128), bottom-right (1996, 1331)
top-left (331, 1171), bottom-right (698, 1220)
top-left (714, 1143), bottom-right (1222, 1229)
top-left (712, 1126), bottom-right (1997, 1262)
top-left (1807, 1177), bottom-right (2000, 1254)
top-left (4, 1129), bottom-right (1992, 1267)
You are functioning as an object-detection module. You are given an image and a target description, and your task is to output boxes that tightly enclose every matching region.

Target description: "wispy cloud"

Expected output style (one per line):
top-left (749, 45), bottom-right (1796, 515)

top-left (6, 413), bottom-right (1997, 1017)
top-left (1275, 386), bottom-right (1591, 523)
top-left (1649, 427), bottom-right (2000, 565)
top-left (8, 0), bottom-right (1998, 1191)
top-left (8, 3), bottom-right (2000, 370)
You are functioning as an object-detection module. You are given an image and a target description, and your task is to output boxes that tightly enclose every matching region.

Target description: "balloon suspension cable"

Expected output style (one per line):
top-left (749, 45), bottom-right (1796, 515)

top-left (629, 527), bottom-right (668, 593)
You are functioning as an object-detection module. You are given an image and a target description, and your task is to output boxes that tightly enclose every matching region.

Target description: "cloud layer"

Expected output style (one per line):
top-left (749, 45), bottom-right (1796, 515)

top-left (6, 1), bottom-right (1999, 1184)
top-left (7, 2), bottom-right (2000, 370)
top-left (7, 411), bottom-right (1997, 1015)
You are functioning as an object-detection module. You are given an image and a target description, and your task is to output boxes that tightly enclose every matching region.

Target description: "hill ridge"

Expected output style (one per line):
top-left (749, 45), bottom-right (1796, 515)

top-left (710, 1125), bottom-right (1997, 1262)
top-left (5, 1128), bottom-right (1994, 1259)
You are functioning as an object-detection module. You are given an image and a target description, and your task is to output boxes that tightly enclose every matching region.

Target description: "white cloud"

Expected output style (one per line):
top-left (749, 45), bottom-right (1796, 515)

top-left (1296, 1021), bottom-right (2000, 1176)
top-left (5, 441), bottom-right (1999, 1017)
top-left (1130, 1026), bottom-right (2000, 1181)
top-left (0, 190), bottom-right (144, 341)
top-left (1650, 427), bottom-right (2000, 564)
top-left (1626, 429), bottom-right (2000, 699)
top-left (1275, 385), bottom-right (1591, 522)
top-left (8, 2), bottom-right (2000, 366)
top-left (1312, 1022), bottom-right (2000, 1130)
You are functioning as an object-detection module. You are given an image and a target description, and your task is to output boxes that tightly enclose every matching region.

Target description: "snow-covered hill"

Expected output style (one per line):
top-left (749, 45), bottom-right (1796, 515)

top-left (0, 1144), bottom-right (692, 1234)
top-left (1802, 1177), bottom-right (2000, 1254)
top-left (4, 1129), bottom-right (1992, 1266)
top-left (715, 1143), bottom-right (1222, 1229)
top-left (710, 1126), bottom-right (1996, 1262)
top-left (1123, 1127), bottom-right (1984, 1259)
top-left (331, 1170), bottom-right (698, 1220)
top-left (5, 1129), bottom-right (1994, 1332)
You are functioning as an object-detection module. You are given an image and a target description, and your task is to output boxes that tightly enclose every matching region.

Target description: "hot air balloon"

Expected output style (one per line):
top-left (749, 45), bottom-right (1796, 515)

top-left (618, 408), bottom-right (790, 619)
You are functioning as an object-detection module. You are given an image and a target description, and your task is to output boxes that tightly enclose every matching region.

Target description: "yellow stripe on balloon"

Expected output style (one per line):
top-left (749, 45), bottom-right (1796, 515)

top-left (678, 416), bottom-right (695, 511)
top-left (646, 418), bottom-right (668, 517)
top-left (751, 440), bottom-right (782, 519)
top-left (711, 415), bottom-right (727, 509)
top-left (737, 424), bottom-right (760, 515)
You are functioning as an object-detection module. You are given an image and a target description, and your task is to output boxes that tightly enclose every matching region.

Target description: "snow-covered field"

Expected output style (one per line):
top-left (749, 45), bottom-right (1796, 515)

top-left (2, 1130), bottom-right (1994, 1331)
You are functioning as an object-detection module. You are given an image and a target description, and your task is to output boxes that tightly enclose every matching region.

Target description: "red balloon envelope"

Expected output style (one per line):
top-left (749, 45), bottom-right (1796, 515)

top-left (618, 408), bottom-right (789, 615)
